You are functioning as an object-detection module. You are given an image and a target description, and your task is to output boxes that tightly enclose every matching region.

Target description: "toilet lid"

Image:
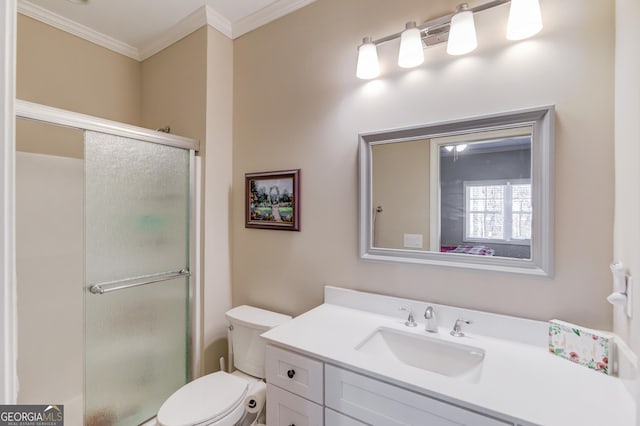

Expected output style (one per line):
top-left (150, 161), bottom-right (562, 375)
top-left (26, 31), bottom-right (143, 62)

top-left (157, 372), bottom-right (249, 426)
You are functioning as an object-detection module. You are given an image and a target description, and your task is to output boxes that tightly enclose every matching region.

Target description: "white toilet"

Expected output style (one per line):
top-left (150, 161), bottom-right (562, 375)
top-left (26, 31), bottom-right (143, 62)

top-left (156, 305), bottom-right (291, 426)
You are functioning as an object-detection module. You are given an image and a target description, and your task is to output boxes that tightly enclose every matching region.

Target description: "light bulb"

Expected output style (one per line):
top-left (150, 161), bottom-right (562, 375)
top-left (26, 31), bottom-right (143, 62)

top-left (445, 146), bottom-right (454, 152)
top-left (456, 144), bottom-right (467, 152)
top-left (506, 0), bottom-right (543, 41)
top-left (447, 4), bottom-right (477, 56)
top-left (356, 37), bottom-right (380, 80)
top-left (398, 22), bottom-right (424, 69)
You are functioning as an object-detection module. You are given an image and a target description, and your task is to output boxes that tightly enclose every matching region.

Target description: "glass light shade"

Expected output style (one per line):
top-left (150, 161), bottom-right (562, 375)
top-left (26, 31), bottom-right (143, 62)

top-left (445, 146), bottom-right (454, 152)
top-left (447, 9), bottom-right (477, 56)
top-left (506, 0), bottom-right (543, 40)
top-left (398, 23), bottom-right (424, 68)
top-left (456, 144), bottom-right (467, 152)
top-left (356, 38), bottom-right (380, 80)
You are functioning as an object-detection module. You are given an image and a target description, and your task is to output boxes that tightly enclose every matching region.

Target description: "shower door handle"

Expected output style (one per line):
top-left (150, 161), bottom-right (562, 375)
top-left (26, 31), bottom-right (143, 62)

top-left (89, 269), bottom-right (190, 295)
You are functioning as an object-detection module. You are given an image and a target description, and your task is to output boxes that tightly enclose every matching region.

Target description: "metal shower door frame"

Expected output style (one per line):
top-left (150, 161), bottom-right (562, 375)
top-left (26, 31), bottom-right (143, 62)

top-left (15, 99), bottom-right (202, 379)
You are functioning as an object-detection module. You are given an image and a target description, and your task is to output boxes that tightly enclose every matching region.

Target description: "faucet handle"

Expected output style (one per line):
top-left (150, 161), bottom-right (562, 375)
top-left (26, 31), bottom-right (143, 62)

top-left (451, 318), bottom-right (471, 337)
top-left (400, 307), bottom-right (418, 327)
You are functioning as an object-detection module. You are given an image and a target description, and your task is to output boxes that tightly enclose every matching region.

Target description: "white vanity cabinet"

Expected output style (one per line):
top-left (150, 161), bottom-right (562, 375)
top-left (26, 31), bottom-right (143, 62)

top-left (266, 344), bottom-right (515, 426)
top-left (324, 408), bottom-right (368, 425)
top-left (325, 365), bottom-right (511, 426)
top-left (266, 383), bottom-right (324, 426)
top-left (265, 345), bottom-right (324, 426)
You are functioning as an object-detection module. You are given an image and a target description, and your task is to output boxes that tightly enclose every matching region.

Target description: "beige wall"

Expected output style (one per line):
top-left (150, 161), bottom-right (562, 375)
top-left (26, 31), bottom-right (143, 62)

top-left (613, 0), bottom-right (640, 417)
top-left (202, 26), bottom-right (234, 374)
top-left (141, 25), bottom-right (234, 375)
top-left (372, 140), bottom-right (430, 249)
top-left (15, 13), bottom-right (143, 416)
top-left (614, 0), bottom-right (640, 350)
top-left (141, 27), bottom-right (207, 141)
top-left (17, 15), bottom-right (141, 125)
top-left (140, 28), bottom-right (209, 374)
top-left (16, 118), bottom-right (83, 158)
top-left (15, 0), bottom-right (630, 399)
top-left (18, 13), bottom-right (234, 380)
top-left (232, 0), bottom-right (616, 329)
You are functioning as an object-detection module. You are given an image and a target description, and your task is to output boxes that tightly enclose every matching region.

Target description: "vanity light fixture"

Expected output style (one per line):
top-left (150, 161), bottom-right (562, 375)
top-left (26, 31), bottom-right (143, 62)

top-left (356, 37), bottom-right (381, 80)
top-left (447, 4), bottom-right (478, 56)
top-left (356, 0), bottom-right (543, 79)
top-left (444, 144), bottom-right (468, 161)
top-left (444, 144), bottom-right (467, 152)
top-left (398, 22), bottom-right (425, 68)
top-left (506, 0), bottom-right (543, 40)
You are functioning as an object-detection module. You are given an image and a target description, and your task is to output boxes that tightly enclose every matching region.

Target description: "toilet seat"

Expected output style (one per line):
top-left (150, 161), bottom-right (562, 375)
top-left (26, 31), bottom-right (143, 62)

top-left (157, 371), bottom-right (249, 426)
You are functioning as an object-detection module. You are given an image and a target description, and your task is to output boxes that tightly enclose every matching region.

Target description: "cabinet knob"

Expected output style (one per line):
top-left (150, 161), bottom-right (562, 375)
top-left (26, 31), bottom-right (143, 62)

top-left (287, 369), bottom-right (296, 379)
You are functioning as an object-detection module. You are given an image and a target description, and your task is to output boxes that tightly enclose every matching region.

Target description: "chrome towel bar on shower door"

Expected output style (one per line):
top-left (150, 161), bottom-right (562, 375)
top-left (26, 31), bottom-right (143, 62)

top-left (89, 269), bottom-right (191, 295)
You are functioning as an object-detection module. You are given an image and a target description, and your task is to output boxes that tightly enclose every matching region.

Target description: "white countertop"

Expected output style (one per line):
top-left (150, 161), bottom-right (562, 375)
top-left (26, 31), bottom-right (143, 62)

top-left (261, 300), bottom-right (635, 426)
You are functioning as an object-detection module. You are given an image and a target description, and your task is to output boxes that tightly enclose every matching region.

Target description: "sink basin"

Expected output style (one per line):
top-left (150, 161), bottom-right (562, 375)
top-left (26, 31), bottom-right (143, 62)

top-left (355, 327), bottom-right (485, 381)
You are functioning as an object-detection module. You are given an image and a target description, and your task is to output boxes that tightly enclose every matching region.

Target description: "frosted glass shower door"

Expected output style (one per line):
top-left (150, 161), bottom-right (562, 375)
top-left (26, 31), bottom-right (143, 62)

top-left (84, 131), bottom-right (191, 425)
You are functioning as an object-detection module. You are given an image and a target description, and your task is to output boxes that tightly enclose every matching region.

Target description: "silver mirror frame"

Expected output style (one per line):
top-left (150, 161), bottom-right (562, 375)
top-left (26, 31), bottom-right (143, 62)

top-left (359, 106), bottom-right (555, 276)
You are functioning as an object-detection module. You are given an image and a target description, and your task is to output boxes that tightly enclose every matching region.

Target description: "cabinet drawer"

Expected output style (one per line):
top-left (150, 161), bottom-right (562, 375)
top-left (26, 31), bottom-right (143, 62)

top-left (324, 408), bottom-right (368, 426)
top-left (266, 345), bottom-right (324, 404)
top-left (267, 383), bottom-right (323, 426)
top-left (325, 365), bottom-right (511, 426)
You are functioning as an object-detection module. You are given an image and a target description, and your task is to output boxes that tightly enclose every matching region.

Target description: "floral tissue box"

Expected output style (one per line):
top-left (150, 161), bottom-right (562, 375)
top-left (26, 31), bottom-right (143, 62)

top-left (548, 319), bottom-right (613, 375)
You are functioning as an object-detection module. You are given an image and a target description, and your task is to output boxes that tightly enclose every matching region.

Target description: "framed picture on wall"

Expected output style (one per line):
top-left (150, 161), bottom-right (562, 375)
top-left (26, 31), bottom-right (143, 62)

top-left (245, 169), bottom-right (300, 231)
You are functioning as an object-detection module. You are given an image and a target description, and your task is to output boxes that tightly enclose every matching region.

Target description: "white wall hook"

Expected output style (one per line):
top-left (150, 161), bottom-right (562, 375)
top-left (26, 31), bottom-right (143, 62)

top-left (608, 261), bottom-right (632, 318)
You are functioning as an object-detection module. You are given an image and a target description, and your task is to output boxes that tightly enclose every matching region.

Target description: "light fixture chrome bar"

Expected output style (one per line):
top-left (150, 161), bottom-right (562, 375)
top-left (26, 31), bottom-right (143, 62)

top-left (368, 0), bottom-right (511, 47)
top-left (89, 269), bottom-right (191, 295)
top-left (469, 0), bottom-right (511, 14)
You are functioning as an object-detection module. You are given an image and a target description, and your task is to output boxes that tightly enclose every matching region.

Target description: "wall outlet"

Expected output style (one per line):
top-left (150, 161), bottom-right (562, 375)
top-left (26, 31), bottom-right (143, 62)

top-left (403, 233), bottom-right (423, 249)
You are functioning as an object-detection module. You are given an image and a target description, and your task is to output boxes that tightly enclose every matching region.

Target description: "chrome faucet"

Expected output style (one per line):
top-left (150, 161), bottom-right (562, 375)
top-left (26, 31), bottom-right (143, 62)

top-left (450, 318), bottom-right (471, 337)
top-left (400, 307), bottom-right (418, 327)
top-left (424, 306), bottom-right (437, 333)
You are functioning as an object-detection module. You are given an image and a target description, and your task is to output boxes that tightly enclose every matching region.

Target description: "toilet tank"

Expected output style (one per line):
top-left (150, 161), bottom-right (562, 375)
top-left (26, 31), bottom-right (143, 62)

top-left (225, 305), bottom-right (291, 378)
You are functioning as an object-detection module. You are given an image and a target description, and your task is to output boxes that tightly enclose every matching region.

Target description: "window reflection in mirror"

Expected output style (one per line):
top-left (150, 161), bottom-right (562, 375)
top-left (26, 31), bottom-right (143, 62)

top-left (432, 127), bottom-right (532, 260)
top-left (360, 106), bottom-right (554, 276)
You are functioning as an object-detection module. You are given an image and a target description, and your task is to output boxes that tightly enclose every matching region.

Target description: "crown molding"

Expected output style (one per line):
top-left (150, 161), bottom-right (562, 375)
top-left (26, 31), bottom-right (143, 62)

top-left (232, 0), bottom-right (316, 38)
top-left (17, 0), bottom-right (140, 60)
top-left (139, 5), bottom-right (232, 61)
top-left (205, 5), bottom-right (233, 39)
top-left (17, 0), bottom-right (317, 62)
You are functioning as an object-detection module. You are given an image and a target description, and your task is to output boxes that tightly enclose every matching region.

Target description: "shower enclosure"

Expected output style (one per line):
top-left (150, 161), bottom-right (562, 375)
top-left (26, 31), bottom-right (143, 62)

top-left (15, 100), bottom-right (200, 425)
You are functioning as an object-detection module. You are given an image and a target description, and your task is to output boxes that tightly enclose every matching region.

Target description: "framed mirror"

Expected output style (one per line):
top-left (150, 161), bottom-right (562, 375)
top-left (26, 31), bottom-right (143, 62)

top-left (359, 106), bottom-right (554, 276)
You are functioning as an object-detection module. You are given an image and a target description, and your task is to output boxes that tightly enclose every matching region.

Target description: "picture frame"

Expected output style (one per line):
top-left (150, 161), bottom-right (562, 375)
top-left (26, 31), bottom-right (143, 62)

top-left (245, 169), bottom-right (300, 231)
